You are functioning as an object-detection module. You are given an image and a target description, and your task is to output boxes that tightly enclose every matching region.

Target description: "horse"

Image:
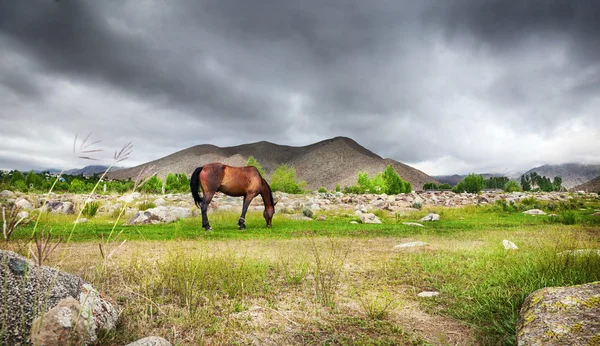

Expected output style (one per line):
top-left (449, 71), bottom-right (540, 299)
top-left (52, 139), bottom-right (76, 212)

top-left (190, 163), bottom-right (276, 230)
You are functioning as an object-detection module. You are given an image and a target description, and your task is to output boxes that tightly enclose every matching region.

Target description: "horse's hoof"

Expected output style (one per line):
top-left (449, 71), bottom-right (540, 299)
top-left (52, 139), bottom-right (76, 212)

top-left (238, 226), bottom-right (246, 231)
top-left (204, 226), bottom-right (212, 231)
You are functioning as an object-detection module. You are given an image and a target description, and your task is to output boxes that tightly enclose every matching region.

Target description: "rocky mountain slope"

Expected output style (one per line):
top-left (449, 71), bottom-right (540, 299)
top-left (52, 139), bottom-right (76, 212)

top-left (524, 163), bottom-right (600, 189)
top-left (106, 136), bottom-right (438, 190)
top-left (573, 175), bottom-right (600, 192)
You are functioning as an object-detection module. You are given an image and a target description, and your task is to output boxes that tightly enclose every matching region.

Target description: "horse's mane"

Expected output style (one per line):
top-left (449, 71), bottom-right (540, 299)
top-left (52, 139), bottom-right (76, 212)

top-left (262, 178), bottom-right (275, 207)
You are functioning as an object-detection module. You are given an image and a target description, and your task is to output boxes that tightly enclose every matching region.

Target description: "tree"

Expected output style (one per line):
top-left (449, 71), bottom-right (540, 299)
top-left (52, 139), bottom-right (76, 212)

top-left (553, 176), bottom-right (562, 191)
top-left (504, 180), bottom-right (522, 192)
top-left (270, 164), bottom-right (305, 194)
top-left (246, 156), bottom-right (265, 177)
top-left (10, 170), bottom-right (25, 185)
top-left (520, 174), bottom-right (532, 191)
top-left (454, 173), bottom-right (485, 193)
top-left (423, 182), bottom-right (438, 190)
top-left (165, 173), bottom-right (180, 193)
top-left (69, 178), bottom-right (86, 193)
top-left (25, 171), bottom-right (43, 190)
top-left (141, 175), bottom-right (163, 194)
top-left (382, 165), bottom-right (406, 194)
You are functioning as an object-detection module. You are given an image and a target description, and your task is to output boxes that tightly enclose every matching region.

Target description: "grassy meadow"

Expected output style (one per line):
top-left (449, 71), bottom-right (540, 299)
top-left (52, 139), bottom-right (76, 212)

top-left (2, 195), bottom-right (600, 345)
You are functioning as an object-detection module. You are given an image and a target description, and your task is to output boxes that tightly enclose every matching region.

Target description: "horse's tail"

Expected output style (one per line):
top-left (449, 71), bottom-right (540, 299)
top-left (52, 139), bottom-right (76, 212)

top-left (190, 166), bottom-right (204, 208)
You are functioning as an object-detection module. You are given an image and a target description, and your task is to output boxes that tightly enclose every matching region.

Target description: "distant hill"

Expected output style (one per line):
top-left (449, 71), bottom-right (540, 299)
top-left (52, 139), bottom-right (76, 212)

top-left (573, 175), bottom-right (600, 193)
top-left (106, 136), bottom-right (438, 191)
top-left (38, 165), bottom-right (123, 176)
top-left (523, 163), bottom-right (600, 189)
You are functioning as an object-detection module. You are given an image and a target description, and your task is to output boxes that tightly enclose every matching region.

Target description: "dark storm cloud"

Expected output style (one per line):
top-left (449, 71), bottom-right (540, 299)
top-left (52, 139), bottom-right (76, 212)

top-left (0, 0), bottom-right (599, 174)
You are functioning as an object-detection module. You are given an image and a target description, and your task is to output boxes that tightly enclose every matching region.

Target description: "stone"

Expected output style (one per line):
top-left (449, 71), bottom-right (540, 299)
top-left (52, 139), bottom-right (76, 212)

top-left (44, 201), bottom-right (74, 214)
top-left (523, 209), bottom-right (546, 215)
top-left (73, 218), bottom-right (88, 224)
top-left (30, 297), bottom-right (87, 346)
top-left (360, 213), bottom-right (382, 224)
top-left (558, 249), bottom-right (600, 257)
top-left (154, 198), bottom-right (166, 206)
top-left (417, 291), bottom-right (440, 297)
top-left (125, 336), bottom-right (173, 346)
top-left (0, 250), bottom-right (119, 346)
top-left (419, 213), bottom-right (440, 221)
top-left (118, 192), bottom-right (141, 204)
top-left (516, 282), bottom-right (600, 345)
top-left (15, 198), bottom-right (33, 210)
top-left (402, 222), bottom-right (424, 227)
top-left (317, 215), bottom-right (326, 221)
top-left (503, 240), bottom-right (518, 250)
top-left (394, 241), bottom-right (428, 249)
top-left (0, 189), bottom-right (15, 198)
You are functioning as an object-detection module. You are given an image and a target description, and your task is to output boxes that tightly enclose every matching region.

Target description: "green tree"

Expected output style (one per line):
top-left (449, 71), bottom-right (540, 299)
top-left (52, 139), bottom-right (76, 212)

top-left (553, 176), bottom-right (562, 191)
top-left (69, 178), bottom-right (86, 193)
top-left (382, 164), bottom-right (410, 194)
top-left (270, 164), bottom-right (305, 194)
top-left (25, 171), bottom-right (44, 190)
top-left (357, 172), bottom-right (372, 193)
top-left (10, 170), bottom-right (25, 185)
top-left (439, 183), bottom-right (452, 190)
top-left (141, 175), bottom-right (163, 194)
top-left (520, 174), bottom-right (532, 191)
top-left (246, 156), bottom-right (265, 177)
top-left (454, 173), bottom-right (485, 193)
top-left (504, 180), bottom-right (522, 192)
top-left (423, 182), bottom-right (438, 190)
top-left (165, 173), bottom-right (180, 193)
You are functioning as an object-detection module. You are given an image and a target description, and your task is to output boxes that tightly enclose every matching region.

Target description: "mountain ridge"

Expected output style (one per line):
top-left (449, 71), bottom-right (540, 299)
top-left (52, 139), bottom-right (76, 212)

top-left (105, 136), bottom-right (437, 190)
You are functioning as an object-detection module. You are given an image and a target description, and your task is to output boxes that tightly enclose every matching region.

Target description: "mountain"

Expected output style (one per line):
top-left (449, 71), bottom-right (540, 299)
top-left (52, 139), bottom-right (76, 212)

top-left (573, 175), bottom-right (600, 193)
top-left (523, 163), bottom-right (600, 189)
top-left (35, 165), bottom-right (123, 176)
top-left (105, 136), bottom-right (438, 190)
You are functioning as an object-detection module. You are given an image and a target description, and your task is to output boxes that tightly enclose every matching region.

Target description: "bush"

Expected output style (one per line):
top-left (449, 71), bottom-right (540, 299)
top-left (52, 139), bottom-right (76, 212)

top-left (453, 174), bottom-right (485, 193)
top-left (345, 165), bottom-right (411, 195)
top-left (335, 184), bottom-right (341, 192)
top-left (246, 156), bottom-right (265, 177)
top-left (504, 180), bottom-right (522, 192)
top-left (270, 164), bottom-right (306, 194)
top-left (82, 201), bottom-right (101, 218)
top-left (317, 187), bottom-right (327, 193)
top-left (138, 201), bottom-right (156, 211)
top-left (141, 175), bottom-right (163, 194)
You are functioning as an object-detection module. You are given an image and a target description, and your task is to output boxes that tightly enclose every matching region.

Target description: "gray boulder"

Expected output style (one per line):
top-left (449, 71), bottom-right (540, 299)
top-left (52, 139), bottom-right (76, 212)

top-left (419, 213), bottom-right (440, 221)
top-left (516, 281), bottom-right (600, 345)
top-left (523, 209), bottom-right (546, 215)
top-left (128, 206), bottom-right (193, 225)
top-left (0, 189), bottom-right (15, 198)
top-left (0, 250), bottom-right (119, 345)
top-left (43, 201), bottom-right (74, 214)
top-left (360, 213), bottom-right (382, 224)
top-left (15, 198), bottom-right (33, 210)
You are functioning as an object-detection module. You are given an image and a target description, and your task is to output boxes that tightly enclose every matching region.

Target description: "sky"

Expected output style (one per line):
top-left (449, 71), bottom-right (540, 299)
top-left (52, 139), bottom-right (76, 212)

top-left (1, 0), bottom-right (599, 176)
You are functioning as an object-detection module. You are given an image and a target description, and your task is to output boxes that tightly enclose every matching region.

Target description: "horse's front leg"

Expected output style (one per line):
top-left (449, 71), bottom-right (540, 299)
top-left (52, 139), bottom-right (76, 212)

top-left (238, 195), bottom-right (254, 230)
top-left (202, 192), bottom-right (215, 231)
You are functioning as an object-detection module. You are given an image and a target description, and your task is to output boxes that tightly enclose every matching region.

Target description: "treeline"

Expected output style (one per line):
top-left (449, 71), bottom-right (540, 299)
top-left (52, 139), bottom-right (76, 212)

top-left (426, 172), bottom-right (563, 194)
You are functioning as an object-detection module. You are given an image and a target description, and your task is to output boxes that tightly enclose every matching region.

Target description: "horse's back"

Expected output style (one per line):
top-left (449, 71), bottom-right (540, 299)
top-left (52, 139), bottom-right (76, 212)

top-left (199, 163), bottom-right (262, 196)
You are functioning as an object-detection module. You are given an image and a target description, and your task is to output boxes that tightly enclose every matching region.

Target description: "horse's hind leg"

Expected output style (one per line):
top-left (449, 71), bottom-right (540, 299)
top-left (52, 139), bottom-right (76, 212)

top-left (201, 192), bottom-right (215, 231)
top-left (238, 194), bottom-right (255, 230)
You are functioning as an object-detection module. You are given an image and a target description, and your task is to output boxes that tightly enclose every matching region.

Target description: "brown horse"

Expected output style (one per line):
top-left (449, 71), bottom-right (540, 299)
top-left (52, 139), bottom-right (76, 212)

top-left (190, 163), bottom-right (276, 230)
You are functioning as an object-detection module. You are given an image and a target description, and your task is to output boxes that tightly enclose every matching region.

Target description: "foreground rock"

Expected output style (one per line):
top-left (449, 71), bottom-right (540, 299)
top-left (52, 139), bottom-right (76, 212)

top-left (516, 281), bottom-right (600, 345)
top-left (0, 250), bottom-right (119, 345)
top-left (125, 336), bottom-right (173, 346)
top-left (359, 213), bottom-right (382, 224)
top-left (128, 206), bottom-right (194, 225)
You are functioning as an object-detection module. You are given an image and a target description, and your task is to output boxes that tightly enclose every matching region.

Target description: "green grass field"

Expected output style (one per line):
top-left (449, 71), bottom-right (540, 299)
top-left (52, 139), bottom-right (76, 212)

top-left (3, 196), bottom-right (600, 345)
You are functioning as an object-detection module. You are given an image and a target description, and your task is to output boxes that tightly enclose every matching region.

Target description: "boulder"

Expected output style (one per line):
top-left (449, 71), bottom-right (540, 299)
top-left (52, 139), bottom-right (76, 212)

top-left (30, 297), bottom-right (87, 346)
top-left (44, 201), bottom-right (74, 214)
top-left (402, 222), bottom-right (424, 227)
top-left (0, 250), bottom-right (119, 346)
top-left (419, 213), bottom-right (440, 221)
top-left (516, 281), bottom-right (600, 345)
top-left (359, 213), bottom-right (382, 224)
top-left (523, 209), bottom-right (546, 215)
top-left (15, 198), bottom-right (33, 210)
top-left (0, 189), bottom-right (15, 198)
top-left (503, 240), bottom-right (518, 250)
top-left (125, 336), bottom-right (173, 346)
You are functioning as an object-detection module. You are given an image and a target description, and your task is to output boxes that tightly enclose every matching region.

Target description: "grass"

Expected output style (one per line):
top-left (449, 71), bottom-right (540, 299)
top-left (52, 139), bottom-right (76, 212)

top-left (2, 194), bottom-right (599, 345)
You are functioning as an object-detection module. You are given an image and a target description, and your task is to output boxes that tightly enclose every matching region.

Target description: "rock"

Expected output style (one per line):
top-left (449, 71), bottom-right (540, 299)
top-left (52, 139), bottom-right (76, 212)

top-left (402, 222), bottom-right (424, 227)
top-left (0, 250), bottom-right (119, 346)
top-left (17, 211), bottom-right (30, 219)
top-left (125, 336), bottom-right (173, 346)
top-left (118, 192), bottom-right (141, 204)
top-left (73, 218), bottom-right (88, 224)
top-left (592, 211), bottom-right (600, 217)
top-left (516, 282), bottom-right (600, 345)
top-left (394, 241), bottom-right (428, 249)
top-left (30, 297), bottom-right (87, 346)
top-left (154, 198), bottom-right (166, 206)
top-left (558, 249), bottom-right (600, 257)
top-left (317, 215), bottom-right (326, 221)
top-left (0, 189), bottom-right (15, 198)
top-left (360, 213), bottom-right (382, 224)
top-left (15, 198), bottom-right (33, 210)
top-left (44, 201), bottom-right (74, 214)
top-left (503, 240), bottom-right (518, 250)
top-left (419, 213), bottom-right (440, 221)
top-left (417, 291), bottom-right (440, 297)
top-left (350, 221), bottom-right (358, 224)
top-left (523, 209), bottom-right (546, 215)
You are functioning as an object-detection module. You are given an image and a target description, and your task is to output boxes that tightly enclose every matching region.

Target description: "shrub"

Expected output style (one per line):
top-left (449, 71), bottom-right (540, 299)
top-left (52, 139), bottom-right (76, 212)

top-left (140, 175), bottom-right (163, 194)
top-left (270, 164), bottom-right (306, 194)
top-left (246, 156), bottom-right (265, 177)
top-left (138, 200), bottom-right (156, 211)
top-left (317, 187), bottom-right (327, 193)
top-left (335, 184), bottom-right (341, 192)
top-left (82, 201), bottom-right (101, 218)
top-left (423, 182), bottom-right (438, 190)
top-left (453, 173), bottom-right (485, 193)
top-left (504, 180), bottom-right (522, 192)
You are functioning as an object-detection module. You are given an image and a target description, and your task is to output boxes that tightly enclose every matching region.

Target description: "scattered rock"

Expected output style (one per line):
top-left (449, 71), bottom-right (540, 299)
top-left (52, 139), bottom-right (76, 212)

top-left (44, 201), bottom-right (75, 214)
top-left (73, 218), bottom-right (88, 224)
top-left (118, 192), bottom-right (141, 204)
top-left (419, 213), bottom-right (440, 221)
top-left (30, 297), bottom-right (87, 346)
top-left (402, 222), bottom-right (424, 227)
top-left (360, 213), bottom-right (382, 224)
top-left (0, 190), bottom-right (15, 198)
top-left (317, 215), bottom-right (326, 221)
top-left (0, 250), bottom-right (119, 346)
top-left (417, 291), bottom-right (440, 297)
top-left (125, 336), bottom-right (173, 346)
top-left (153, 198), bottom-right (166, 206)
top-left (17, 211), bottom-right (30, 219)
top-left (394, 241), bottom-right (428, 249)
top-left (15, 198), bottom-right (33, 210)
top-left (350, 221), bottom-right (358, 224)
top-left (516, 282), bottom-right (600, 345)
top-left (503, 240), bottom-right (518, 250)
top-left (523, 209), bottom-right (546, 215)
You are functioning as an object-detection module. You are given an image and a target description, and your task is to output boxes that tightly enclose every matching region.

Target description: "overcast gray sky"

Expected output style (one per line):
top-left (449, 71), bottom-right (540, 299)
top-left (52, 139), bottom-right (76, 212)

top-left (1, 0), bottom-right (599, 175)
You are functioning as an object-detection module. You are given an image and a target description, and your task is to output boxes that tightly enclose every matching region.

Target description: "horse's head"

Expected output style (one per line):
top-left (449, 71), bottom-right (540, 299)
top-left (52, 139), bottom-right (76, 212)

top-left (263, 205), bottom-right (275, 228)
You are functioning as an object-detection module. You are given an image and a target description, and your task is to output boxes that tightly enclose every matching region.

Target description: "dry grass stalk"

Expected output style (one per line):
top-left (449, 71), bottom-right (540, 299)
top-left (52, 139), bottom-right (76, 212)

top-left (29, 228), bottom-right (63, 266)
top-left (3, 204), bottom-right (25, 242)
